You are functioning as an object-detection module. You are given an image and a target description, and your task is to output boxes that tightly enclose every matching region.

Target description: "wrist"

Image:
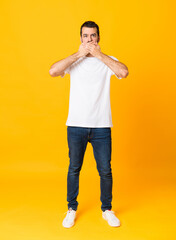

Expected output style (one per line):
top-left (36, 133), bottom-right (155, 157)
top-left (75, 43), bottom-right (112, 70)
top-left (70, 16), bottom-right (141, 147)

top-left (71, 52), bottom-right (82, 61)
top-left (96, 51), bottom-right (103, 60)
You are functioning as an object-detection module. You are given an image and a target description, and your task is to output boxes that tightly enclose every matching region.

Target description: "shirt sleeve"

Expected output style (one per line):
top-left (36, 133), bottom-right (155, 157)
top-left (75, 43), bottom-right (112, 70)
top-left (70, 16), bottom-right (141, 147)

top-left (108, 56), bottom-right (122, 79)
top-left (60, 57), bottom-right (82, 78)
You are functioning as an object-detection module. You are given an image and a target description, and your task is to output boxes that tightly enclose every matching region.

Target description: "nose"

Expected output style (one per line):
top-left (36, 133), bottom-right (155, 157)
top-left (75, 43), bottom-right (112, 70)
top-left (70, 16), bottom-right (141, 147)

top-left (88, 35), bottom-right (92, 42)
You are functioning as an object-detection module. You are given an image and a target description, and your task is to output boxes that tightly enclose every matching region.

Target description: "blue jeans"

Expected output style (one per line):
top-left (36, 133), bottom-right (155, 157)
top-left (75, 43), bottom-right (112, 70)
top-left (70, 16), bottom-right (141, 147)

top-left (66, 126), bottom-right (113, 212)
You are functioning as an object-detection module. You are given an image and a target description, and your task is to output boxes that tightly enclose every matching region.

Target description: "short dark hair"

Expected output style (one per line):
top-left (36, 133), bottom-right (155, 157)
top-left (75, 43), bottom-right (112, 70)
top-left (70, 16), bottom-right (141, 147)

top-left (80, 21), bottom-right (100, 37)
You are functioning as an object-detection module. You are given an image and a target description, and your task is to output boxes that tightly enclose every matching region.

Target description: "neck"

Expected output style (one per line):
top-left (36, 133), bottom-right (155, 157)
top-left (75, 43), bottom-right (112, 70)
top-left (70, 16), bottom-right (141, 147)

top-left (86, 53), bottom-right (94, 57)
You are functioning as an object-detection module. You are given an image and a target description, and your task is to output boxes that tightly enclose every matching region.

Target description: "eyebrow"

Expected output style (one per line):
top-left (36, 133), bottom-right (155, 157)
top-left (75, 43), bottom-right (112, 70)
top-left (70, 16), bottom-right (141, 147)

top-left (83, 33), bottom-right (96, 36)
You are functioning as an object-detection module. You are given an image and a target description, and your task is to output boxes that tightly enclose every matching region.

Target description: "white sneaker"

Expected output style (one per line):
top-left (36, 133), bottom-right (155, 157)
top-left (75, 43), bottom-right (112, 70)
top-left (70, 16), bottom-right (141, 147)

top-left (102, 210), bottom-right (121, 227)
top-left (62, 208), bottom-right (76, 228)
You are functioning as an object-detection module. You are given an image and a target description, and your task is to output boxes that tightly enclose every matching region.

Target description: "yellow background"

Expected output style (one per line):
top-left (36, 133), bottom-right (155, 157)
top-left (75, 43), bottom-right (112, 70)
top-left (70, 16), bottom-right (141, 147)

top-left (0, 0), bottom-right (175, 239)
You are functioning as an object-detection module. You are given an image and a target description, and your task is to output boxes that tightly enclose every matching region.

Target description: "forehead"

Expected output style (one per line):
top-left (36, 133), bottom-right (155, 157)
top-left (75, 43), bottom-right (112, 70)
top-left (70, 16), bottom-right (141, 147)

top-left (82, 27), bottom-right (97, 35)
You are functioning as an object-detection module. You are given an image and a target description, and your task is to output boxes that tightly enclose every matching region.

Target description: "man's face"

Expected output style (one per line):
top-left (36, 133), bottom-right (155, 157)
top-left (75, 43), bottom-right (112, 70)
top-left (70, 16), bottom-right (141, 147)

top-left (80, 27), bottom-right (100, 44)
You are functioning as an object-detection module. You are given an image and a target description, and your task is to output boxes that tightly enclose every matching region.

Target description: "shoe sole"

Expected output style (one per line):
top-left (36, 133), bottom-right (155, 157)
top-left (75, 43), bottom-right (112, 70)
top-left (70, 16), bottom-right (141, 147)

top-left (62, 222), bottom-right (75, 228)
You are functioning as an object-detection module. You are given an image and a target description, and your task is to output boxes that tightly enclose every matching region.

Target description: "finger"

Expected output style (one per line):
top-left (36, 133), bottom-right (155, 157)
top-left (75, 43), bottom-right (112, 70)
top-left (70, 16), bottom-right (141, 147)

top-left (86, 43), bottom-right (93, 48)
top-left (87, 41), bottom-right (94, 45)
top-left (86, 45), bottom-right (93, 51)
top-left (87, 42), bottom-right (95, 47)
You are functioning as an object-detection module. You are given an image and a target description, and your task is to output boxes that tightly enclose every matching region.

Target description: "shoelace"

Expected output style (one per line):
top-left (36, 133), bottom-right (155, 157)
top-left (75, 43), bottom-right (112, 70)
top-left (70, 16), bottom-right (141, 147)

top-left (105, 210), bottom-right (119, 220)
top-left (107, 210), bottom-right (114, 214)
top-left (63, 209), bottom-right (76, 222)
top-left (64, 208), bottom-right (75, 215)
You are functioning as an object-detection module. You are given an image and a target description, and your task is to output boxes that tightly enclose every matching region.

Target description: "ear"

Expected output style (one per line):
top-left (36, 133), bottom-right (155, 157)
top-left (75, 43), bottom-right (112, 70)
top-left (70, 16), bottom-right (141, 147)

top-left (80, 36), bottom-right (83, 43)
